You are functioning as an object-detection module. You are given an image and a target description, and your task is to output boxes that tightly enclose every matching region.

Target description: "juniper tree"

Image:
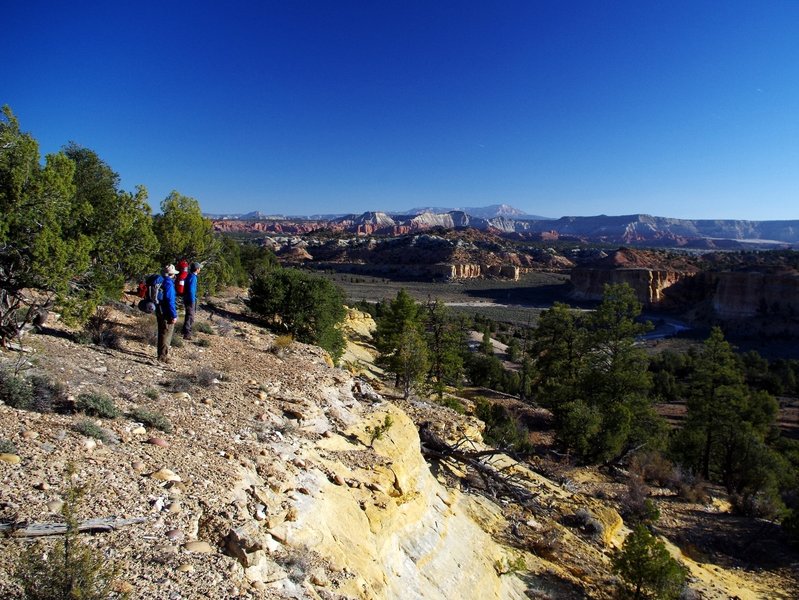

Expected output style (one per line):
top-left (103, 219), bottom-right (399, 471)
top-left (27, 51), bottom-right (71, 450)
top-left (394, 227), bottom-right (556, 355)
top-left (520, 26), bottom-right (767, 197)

top-left (424, 299), bottom-right (464, 398)
top-left (374, 289), bottom-right (423, 388)
top-left (249, 267), bottom-right (346, 362)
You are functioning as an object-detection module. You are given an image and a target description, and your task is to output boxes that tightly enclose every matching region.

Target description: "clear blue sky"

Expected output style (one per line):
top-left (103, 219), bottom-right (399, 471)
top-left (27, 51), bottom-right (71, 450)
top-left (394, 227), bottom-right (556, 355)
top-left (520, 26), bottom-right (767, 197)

top-left (5, 1), bottom-right (799, 220)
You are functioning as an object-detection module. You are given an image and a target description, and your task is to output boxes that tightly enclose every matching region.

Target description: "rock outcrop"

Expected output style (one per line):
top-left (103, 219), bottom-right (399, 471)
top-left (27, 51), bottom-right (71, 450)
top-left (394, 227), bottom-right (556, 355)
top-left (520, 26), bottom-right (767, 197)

top-left (569, 248), bottom-right (700, 307)
top-left (2, 294), bottom-right (793, 599)
top-left (709, 269), bottom-right (799, 318)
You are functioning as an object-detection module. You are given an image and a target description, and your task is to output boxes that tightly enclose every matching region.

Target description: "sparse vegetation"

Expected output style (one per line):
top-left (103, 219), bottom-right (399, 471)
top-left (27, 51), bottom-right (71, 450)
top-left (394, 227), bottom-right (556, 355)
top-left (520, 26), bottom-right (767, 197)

top-left (128, 407), bottom-right (172, 433)
top-left (170, 335), bottom-right (183, 348)
top-left (166, 374), bottom-right (193, 393)
top-left (80, 306), bottom-right (122, 349)
top-left (12, 465), bottom-right (124, 600)
top-left (194, 338), bottom-right (211, 348)
top-left (0, 369), bottom-right (33, 410)
top-left (437, 395), bottom-right (465, 413)
top-left (271, 334), bottom-right (294, 354)
top-left (131, 316), bottom-right (158, 346)
top-left (365, 414), bottom-right (394, 446)
top-left (194, 366), bottom-right (219, 388)
top-left (474, 398), bottom-right (533, 453)
top-left (565, 508), bottom-right (605, 542)
top-left (144, 388), bottom-right (159, 400)
top-left (214, 318), bottom-right (234, 337)
top-left (529, 526), bottom-right (563, 560)
top-left (0, 438), bottom-right (17, 454)
top-left (73, 419), bottom-right (113, 444)
top-left (194, 321), bottom-right (214, 335)
top-left (76, 392), bottom-right (119, 419)
top-left (28, 375), bottom-right (68, 413)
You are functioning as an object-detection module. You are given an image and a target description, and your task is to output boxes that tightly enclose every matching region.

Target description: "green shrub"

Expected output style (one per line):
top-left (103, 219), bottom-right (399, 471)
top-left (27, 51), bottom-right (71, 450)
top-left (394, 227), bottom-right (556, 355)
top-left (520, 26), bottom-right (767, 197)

top-left (82, 307), bottom-right (121, 349)
top-left (144, 388), bottom-right (159, 400)
top-left (194, 367), bottom-right (219, 388)
top-left (29, 376), bottom-right (68, 413)
top-left (194, 321), bottom-right (214, 335)
top-left (73, 419), bottom-right (112, 444)
top-left (474, 398), bottom-right (533, 454)
top-left (194, 338), bottom-right (211, 348)
top-left (13, 465), bottom-right (124, 600)
top-left (249, 267), bottom-right (346, 362)
top-left (365, 415), bottom-right (394, 447)
top-left (612, 524), bottom-right (687, 600)
top-left (76, 393), bottom-right (119, 419)
top-left (170, 335), bottom-right (183, 348)
top-left (0, 369), bottom-right (33, 409)
top-left (0, 438), bottom-right (18, 454)
top-left (438, 396), bottom-right (465, 414)
top-left (129, 407), bottom-right (172, 433)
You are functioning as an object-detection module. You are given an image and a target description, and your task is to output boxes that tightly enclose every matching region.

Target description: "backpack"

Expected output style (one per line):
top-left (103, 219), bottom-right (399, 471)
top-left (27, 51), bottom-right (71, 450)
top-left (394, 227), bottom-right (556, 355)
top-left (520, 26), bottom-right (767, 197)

top-left (137, 274), bottom-right (164, 314)
top-left (176, 271), bottom-right (189, 296)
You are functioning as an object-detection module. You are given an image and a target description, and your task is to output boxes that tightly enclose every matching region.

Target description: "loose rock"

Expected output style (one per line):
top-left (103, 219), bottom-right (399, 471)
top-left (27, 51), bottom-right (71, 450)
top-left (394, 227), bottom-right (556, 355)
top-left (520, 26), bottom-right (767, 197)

top-left (183, 541), bottom-right (214, 553)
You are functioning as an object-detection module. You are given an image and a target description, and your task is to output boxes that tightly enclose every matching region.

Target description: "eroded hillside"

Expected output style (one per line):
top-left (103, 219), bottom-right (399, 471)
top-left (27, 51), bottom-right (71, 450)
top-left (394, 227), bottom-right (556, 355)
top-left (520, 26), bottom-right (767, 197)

top-left (1, 296), bottom-right (797, 599)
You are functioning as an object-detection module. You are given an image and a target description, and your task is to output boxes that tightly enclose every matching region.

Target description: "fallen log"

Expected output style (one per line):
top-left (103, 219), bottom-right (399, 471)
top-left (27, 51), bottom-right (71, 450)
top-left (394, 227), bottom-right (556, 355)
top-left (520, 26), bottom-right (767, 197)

top-left (1, 517), bottom-right (147, 539)
top-left (418, 422), bottom-right (540, 510)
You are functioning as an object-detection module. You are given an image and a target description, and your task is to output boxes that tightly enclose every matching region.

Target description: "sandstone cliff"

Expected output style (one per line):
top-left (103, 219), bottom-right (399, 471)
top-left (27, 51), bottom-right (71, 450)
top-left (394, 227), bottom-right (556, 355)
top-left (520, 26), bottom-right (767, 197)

top-left (569, 248), bottom-right (699, 307)
top-left (569, 249), bottom-right (799, 335)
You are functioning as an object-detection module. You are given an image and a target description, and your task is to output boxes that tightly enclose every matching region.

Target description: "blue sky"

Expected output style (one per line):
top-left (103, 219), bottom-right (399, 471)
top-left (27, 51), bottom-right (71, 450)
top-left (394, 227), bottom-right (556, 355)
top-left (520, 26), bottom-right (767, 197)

top-left (4, 1), bottom-right (799, 220)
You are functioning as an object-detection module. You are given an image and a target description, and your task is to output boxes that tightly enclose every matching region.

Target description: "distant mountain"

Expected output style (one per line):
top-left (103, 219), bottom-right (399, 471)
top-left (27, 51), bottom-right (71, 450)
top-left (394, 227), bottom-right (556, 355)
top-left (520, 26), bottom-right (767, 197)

top-left (212, 210), bottom-right (799, 247)
top-left (404, 204), bottom-right (551, 220)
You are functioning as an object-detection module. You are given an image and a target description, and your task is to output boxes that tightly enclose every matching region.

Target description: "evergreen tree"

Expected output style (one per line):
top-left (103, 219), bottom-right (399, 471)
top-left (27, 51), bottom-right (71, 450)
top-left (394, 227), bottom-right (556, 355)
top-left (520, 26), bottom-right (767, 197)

top-left (480, 325), bottom-right (493, 355)
top-left (529, 302), bottom-right (585, 410)
top-left (505, 336), bottom-right (521, 362)
top-left (676, 327), bottom-right (780, 502)
top-left (424, 300), bottom-right (464, 398)
top-left (395, 325), bottom-right (430, 398)
top-left (63, 143), bottom-right (158, 297)
top-left (531, 284), bottom-right (663, 463)
top-left (153, 191), bottom-right (227, 294)
top-left (612, 524), bottom-right (686, 600)
top-left (1, 107), bottom-right (156, 331)
top-left (248, 267), bottom-right (346, 362)
top-left (374, 290), bottom-right (423, 388)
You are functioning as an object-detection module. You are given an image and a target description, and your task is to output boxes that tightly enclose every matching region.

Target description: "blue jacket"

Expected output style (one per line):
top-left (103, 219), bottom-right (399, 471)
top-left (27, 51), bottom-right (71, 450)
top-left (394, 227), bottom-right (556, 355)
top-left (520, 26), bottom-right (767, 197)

top-left (183, 272), bottom-right (197, 305)
top-left (158, 276), bottom-right (178, 321)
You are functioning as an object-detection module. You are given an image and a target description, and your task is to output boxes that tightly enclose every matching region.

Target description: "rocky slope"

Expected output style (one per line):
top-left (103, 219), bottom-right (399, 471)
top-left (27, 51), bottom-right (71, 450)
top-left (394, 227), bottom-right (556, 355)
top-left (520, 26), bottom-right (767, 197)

top-left (1, 297), bottom-right (796, 599)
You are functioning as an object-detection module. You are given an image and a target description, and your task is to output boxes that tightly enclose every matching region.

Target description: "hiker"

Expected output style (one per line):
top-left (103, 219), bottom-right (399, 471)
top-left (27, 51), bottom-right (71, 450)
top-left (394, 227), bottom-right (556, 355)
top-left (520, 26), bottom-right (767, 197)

top-left (156, 264), bottom-right (178, 363)
top-left (182, 262), bottom-right (201, 340)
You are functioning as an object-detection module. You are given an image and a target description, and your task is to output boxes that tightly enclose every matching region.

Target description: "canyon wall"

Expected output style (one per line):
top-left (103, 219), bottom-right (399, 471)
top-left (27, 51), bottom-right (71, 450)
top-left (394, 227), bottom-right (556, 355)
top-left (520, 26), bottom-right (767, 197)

top-left (570, 267), bottom-right (688, 305)
top-left (571, 264), bottom-right (799, 332)
top-left (710, 270), bottom-right (799, 318)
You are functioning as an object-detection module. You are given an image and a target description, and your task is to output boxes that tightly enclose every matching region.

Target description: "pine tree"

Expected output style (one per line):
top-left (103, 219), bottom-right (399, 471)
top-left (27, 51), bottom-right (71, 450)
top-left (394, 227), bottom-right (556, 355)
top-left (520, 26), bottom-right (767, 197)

top-left (374, 290), bottom-right (423, 388)
top-left (424, 300), bottom-right (464, 398)
top-left (612, 524), bottom-right (686, 600)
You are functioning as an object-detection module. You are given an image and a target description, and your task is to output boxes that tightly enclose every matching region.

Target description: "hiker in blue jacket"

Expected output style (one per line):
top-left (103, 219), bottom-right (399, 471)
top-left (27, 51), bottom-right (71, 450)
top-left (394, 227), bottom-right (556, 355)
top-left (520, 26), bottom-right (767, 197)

top-left (182, 262), bottom-right (201, 340)
top-left (156, 264), bottom-right (178, 363)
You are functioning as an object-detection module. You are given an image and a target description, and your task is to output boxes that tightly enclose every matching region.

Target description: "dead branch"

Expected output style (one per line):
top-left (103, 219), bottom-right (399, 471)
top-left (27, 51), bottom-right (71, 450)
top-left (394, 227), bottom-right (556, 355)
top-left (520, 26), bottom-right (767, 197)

top-left (418, 423), bottom-right (540, 510)
top-left (1, 517), bottom-right (147, 539)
